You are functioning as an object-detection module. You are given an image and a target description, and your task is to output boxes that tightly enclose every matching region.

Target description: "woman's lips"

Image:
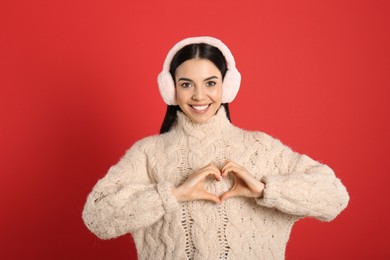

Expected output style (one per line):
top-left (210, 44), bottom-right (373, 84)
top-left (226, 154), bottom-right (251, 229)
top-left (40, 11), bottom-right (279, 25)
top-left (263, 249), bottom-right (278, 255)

top-left (190, 104), bottom-right (211, 113)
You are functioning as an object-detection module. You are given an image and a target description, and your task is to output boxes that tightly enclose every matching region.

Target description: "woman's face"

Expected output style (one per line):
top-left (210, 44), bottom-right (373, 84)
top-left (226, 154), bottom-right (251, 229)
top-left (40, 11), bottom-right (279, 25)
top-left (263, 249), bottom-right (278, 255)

top-left (175, 58), bottom-right (223, 124)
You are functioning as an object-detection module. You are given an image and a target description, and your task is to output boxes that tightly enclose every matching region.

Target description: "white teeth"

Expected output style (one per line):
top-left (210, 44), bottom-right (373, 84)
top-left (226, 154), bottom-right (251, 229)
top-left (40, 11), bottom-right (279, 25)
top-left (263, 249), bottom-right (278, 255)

top-left (192, 105), bottom-right (209, 111)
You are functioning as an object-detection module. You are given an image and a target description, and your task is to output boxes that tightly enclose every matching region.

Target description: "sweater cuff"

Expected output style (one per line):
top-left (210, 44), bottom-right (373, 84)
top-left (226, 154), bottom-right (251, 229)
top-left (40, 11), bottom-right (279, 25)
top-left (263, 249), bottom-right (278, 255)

top-left (255, 175), bottom-right (282, 208)
top-left (157, 181), bottom-right (180, 213)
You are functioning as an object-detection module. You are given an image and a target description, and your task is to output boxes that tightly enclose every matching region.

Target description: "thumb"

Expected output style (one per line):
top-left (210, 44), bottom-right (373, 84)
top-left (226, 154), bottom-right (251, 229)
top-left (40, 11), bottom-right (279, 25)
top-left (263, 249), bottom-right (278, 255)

top-left (220, 189), bottom-right (237, 203)
top-left (203, 192), bottom-right (221, 204)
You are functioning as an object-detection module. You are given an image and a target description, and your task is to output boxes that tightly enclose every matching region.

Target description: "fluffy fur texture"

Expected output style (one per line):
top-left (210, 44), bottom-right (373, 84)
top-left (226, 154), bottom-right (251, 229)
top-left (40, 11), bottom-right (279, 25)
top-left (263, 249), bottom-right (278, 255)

top-left (157, 36), bottom-right (241, 105)
top-left (82, 107), bottom-right (349, 259)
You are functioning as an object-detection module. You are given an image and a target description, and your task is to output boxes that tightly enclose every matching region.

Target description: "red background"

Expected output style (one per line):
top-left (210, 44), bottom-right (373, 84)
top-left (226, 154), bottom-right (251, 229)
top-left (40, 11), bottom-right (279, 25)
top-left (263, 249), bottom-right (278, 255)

top-left (1, 0), bottom-right (389, 259)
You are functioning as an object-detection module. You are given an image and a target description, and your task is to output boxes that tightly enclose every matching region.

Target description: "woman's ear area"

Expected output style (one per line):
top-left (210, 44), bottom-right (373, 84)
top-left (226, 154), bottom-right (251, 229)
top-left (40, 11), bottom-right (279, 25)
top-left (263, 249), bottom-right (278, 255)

top-left (158, 70), bottom-right (177, 105)
top-left (221, 67), bottom-right (241, 103)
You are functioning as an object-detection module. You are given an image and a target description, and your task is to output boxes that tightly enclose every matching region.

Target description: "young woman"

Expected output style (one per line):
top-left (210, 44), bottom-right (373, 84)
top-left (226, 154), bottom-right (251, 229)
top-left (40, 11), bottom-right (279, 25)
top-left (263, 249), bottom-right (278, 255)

top-left (82, 36), bottom-right (349, 259)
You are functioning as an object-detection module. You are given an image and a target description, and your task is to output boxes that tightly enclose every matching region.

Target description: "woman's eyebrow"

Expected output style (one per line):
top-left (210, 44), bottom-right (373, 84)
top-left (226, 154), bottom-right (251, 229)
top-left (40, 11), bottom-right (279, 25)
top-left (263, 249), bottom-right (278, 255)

top-left (178, 77), bottom-right (193, 82)
top-left (178, 76), bottom-right (219, 82)
top-left (204, 76), bottom-right (219, 81)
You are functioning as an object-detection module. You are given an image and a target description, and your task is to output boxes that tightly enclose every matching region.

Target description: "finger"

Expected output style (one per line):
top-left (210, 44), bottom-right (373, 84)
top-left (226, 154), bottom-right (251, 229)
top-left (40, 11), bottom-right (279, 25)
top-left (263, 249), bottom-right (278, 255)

top-left (201, 166), bottom-right (222, 181)
top-left (208, 163), bottom-right (223, 177)
top-left (221, 160), bottom-right (234, 172)
top-left (221, 163), bottom-right (233, 177)
top-left (196, 163), bottom-right (216, 174)
top-left (204, 162), bottom-right (219, 170)
top-left (193, 165), bottom-right (221, 180)
top-left (221, 165), bottom-right (241, 177)
top-left (202, 192), bottom-right (221, 204)
top-left (222, 165), bottom-right (253, 183)
top-left (221, 161), bottom-right (244, 175)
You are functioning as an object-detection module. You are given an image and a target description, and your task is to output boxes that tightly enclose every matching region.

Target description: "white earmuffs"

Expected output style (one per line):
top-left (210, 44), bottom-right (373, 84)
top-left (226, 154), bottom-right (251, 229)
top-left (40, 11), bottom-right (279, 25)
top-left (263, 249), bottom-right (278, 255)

top-left (157, 36), bottom-right (241, 105)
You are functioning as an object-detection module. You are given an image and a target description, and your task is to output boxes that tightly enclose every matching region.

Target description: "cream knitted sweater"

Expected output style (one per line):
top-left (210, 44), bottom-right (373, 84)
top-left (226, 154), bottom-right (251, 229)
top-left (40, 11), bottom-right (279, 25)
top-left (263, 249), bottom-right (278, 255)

top-left (82, 107), bottom-right (349, 260)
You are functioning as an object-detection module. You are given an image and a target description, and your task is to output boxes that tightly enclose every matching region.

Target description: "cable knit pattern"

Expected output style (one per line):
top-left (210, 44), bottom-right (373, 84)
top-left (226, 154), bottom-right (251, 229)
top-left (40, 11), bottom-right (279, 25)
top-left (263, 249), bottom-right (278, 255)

top-left (82, 107), bottom-right (349, 260)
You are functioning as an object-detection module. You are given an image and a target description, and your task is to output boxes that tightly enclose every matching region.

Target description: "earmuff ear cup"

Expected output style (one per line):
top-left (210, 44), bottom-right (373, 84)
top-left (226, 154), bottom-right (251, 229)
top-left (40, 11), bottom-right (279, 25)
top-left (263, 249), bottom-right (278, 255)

top-left (222, 68), bottom-right (241, 103)
top-left (157, 71), bottom-right (176, 105)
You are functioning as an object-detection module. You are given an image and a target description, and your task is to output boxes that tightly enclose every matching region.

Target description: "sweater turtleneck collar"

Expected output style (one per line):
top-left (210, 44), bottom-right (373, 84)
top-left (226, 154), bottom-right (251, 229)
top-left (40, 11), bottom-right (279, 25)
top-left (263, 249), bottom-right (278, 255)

top-left (174, 106), bottom-right (232, 139)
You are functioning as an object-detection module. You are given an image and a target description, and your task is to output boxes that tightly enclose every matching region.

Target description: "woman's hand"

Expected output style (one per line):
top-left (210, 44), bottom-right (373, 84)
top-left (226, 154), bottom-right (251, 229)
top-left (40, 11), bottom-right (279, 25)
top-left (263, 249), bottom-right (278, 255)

top-left (220, 161), bottom-right (264, 203)
top-left (172, 163), bottom-right (222, 204)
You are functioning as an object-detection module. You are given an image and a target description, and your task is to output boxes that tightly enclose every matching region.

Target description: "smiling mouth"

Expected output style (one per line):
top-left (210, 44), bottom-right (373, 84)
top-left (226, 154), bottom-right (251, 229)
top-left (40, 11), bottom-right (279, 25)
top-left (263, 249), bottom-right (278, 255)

top-left (191, 104), bottom-right (211, 111)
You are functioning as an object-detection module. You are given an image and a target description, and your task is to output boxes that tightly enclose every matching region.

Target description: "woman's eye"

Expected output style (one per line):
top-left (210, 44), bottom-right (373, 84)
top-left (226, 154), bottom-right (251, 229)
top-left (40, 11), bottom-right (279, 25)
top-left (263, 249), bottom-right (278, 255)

top-left (181, 82), bottom-right (192, 88)
top-left (206, 81), bottom-right (216, 87)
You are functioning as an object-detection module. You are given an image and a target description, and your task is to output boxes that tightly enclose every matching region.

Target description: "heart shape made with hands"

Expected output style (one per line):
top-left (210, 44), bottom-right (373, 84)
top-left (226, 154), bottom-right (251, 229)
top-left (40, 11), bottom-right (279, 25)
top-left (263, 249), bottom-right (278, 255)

top-left (172, 161), bottom-right (265, 204)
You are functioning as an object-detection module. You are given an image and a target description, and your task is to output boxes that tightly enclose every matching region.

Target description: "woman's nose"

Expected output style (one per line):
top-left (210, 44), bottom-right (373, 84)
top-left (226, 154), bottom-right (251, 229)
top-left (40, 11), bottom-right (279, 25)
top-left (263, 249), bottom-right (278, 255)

top-left (192, 86), bottom-right (205, 101)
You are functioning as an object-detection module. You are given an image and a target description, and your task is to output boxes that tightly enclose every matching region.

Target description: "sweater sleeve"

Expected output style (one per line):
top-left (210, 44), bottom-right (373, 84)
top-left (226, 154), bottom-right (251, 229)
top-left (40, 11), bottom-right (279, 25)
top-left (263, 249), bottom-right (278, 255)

top-left (255, 140), bottom-right (349, 222)
top-left (82, 139), bottom-right (180, 239)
